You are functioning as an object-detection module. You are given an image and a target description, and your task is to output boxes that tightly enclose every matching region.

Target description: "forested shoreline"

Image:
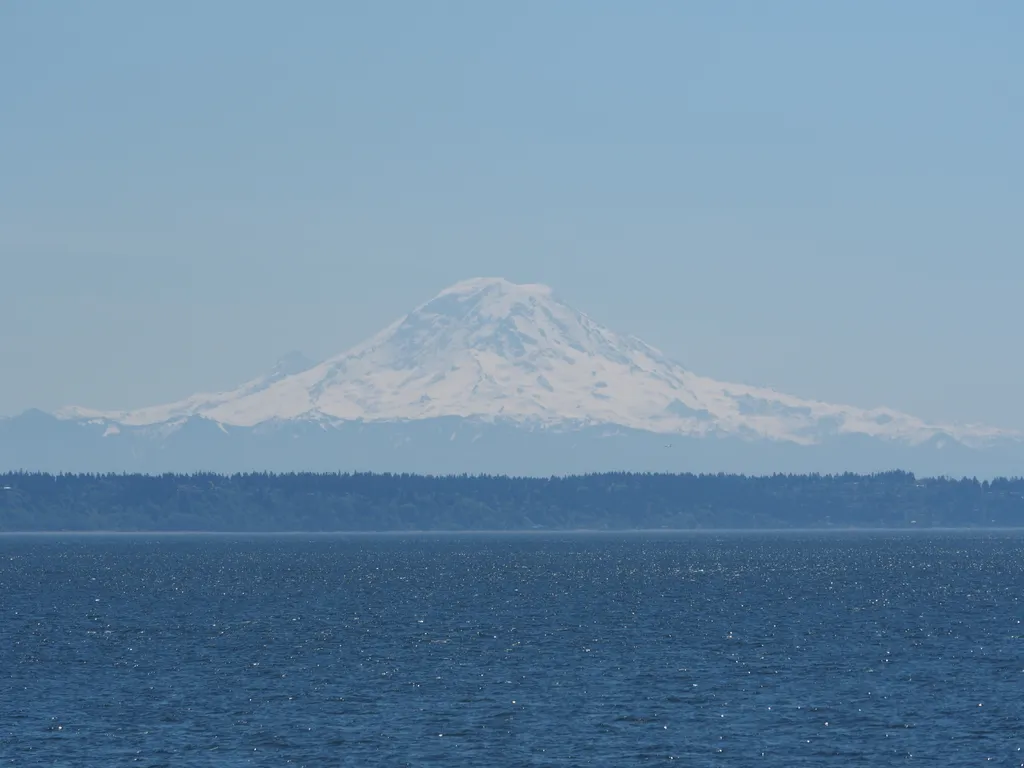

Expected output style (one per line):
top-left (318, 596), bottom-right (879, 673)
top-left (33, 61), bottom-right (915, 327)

top-left (1, 470), bottom-right (1023, 531)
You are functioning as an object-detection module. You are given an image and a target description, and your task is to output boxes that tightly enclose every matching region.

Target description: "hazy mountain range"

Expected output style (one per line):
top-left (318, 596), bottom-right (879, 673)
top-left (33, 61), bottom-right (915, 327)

top-left (3, 278), bottom-right (1021, 477)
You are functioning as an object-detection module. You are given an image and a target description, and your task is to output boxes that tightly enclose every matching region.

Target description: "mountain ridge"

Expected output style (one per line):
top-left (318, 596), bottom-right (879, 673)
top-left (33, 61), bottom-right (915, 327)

top-left (51, 277), bottom-right (1014, 449)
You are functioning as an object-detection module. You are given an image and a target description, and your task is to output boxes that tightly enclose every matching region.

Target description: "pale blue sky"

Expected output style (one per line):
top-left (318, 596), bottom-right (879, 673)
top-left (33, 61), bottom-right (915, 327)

top-left (1, 1), bottom-right (1022, 427)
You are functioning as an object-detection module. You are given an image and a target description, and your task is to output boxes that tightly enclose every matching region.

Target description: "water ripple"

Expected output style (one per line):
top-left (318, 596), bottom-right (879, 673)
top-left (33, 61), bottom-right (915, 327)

top-left (1, 531), bottom-right (1022, 765)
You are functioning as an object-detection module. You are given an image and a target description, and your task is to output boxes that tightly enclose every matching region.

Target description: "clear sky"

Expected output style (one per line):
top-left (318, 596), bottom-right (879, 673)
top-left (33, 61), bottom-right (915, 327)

top-left (2, 1), bottom-right (1022, 428)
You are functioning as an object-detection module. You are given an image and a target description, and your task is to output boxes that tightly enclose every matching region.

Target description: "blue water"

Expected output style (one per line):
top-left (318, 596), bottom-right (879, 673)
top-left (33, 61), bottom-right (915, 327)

top-left (1, 532), bottom-right (1022, 766)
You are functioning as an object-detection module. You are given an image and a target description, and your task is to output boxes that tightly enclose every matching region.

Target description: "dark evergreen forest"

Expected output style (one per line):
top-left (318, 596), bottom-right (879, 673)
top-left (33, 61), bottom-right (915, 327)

top-left (1, 470), bottom-right (1023, 531)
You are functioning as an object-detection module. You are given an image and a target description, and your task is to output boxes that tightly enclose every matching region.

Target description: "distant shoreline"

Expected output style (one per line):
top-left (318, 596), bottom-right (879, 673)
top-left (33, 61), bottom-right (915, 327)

top-left (4, 471), bottom-right (1023, 532)
top-left (4, 527), bottom-right (1024, 536)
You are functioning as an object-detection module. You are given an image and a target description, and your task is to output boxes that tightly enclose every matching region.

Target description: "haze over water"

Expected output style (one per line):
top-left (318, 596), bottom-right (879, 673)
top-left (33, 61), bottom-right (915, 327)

top-left (2, 532), bottom-right (1022, 765)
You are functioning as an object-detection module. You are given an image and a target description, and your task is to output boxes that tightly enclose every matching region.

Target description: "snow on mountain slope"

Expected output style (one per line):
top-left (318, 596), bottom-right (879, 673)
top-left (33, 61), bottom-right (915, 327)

top-left (56, 350), bottom-right (316, 425)
top-left (57, 278), bottom-right (1012, 447)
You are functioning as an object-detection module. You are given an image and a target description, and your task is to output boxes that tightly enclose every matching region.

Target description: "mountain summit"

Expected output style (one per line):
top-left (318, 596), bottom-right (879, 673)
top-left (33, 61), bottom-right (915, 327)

top-left (58, 277), bottom-right (1009, 448)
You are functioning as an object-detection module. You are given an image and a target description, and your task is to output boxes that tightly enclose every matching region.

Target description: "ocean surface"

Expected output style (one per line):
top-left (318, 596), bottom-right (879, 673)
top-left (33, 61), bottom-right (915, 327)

top-left (1, 532), bottom-right (1022, 766)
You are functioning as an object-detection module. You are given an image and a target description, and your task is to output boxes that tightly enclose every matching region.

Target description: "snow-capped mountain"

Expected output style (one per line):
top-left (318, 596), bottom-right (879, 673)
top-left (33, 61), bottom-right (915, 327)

top-left (56, 277), bottom-right (1010, 447)
top-left (4, 277), bottom-right (1021, 477)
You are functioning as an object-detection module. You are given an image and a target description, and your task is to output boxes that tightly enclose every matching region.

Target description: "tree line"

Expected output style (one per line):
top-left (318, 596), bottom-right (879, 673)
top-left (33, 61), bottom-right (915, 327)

top-left (1, 470), bottom-right (1023, 531)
